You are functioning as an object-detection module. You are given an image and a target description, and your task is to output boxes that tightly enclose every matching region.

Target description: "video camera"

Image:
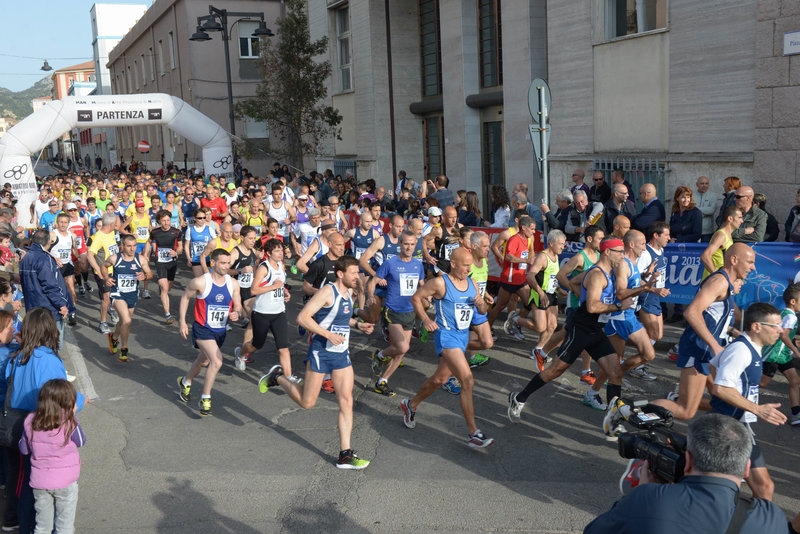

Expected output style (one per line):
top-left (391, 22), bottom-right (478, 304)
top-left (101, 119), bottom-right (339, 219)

top-left (617, 399), bottom-right (687, 483)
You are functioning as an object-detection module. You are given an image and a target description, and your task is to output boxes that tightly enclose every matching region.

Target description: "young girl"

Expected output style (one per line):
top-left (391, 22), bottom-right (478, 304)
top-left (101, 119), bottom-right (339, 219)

top-left (19, 379), bottom-right (86, 534)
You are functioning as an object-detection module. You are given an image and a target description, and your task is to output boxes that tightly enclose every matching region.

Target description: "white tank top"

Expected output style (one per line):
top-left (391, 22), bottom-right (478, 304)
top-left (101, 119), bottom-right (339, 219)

top-left (267, 201), bottom-right (289, 237)
top-left (254, 261), bottom-right (286, 315)
top-left (50, 231), bottom-right (73, 265)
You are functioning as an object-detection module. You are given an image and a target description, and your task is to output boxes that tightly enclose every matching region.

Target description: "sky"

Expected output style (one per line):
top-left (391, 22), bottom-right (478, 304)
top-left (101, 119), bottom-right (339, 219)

top-left (0, 0), bottom-right (152, 92)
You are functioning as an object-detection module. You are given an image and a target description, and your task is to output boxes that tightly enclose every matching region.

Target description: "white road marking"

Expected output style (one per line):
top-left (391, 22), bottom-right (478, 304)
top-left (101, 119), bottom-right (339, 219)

top-left (64, 326), bottom-right (99, 400)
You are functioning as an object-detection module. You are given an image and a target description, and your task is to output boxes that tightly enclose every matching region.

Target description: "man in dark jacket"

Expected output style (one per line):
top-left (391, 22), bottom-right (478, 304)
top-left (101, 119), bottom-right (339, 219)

top-left (731, 186), bottom-right (766, 243)
top-left (19, 230), bottom-right (76, 343)
top-left (603, 184), bottom-right (637, 231)
top-left (630, 183), bottom-right (666, 234)
top-left (540, 189), bottom-right (572, 231)
top-left (589, 171), bottom-right (612, 204)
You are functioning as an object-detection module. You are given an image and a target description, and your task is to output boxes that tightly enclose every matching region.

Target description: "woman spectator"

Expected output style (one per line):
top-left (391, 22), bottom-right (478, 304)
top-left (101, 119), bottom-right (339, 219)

top-left (487, 186), bottom-right (511, 228)
top-left (2, 308), bottom-right (87, 533)
top-left (458, 191), bottom-right (482, 227)
top-left (669, 186), bottom-right (702, 243)
top-left (456, 190), bottom-right (468, 212)
top-left (715, 176), bottom-right (740, 227)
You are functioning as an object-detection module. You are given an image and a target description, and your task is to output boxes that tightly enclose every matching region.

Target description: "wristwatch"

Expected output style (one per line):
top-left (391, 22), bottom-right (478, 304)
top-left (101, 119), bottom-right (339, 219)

top-left (614, 302), bottom-right (623, 311)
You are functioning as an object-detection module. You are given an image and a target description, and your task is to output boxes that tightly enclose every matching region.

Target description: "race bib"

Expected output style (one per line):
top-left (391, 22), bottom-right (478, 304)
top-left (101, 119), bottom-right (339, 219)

top-left (355, 247), bottom-right (366, 259)
top-left (399, 273), bottom-right (419, 296)
top-left (108, 244), bottom-right (119, 256)
top-left (477, 281), bottom-right (487, 297)
top-left (157, 249), bottom-right (174, 263)
top-left (270, 286), bottom-right (284, 303)
top-left (186, 216), bottom-right (195, 226)
top-left (118, 274), bottom-right (137, 293)
top-left (519, 251), bottom-right (529, 271)
top-left (75, 236), bottom-right (83, 249)
top-left (207, 304), bottom-right (229, 329)
top-left (239, 272), bottom-right (253, 288)
top-left (252, 226), bottom-right (262, 235)
top-left (454, 303), bottom-right (473, 329)
top-left (656, 269), bottom-right (666, 289)
top-left (136, 226), bottom-right (149, 239)
top-left (191, 241), bottom-right (206, 258)
top-left (325, 325), bottom-right (350, 353)
top-left (59, 250), bottom-right (70, 263)
top-left (598, 312), bottom-right (611, 323)
top-left (744, 386), bottom-right (759, 423)
top-left (444, 243), bottom-right (459, 260)
top-left (545, 273), bottom-right (557, 293)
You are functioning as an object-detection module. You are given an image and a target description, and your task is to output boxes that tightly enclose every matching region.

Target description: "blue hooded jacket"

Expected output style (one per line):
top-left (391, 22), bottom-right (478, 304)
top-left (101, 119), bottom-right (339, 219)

top-left (19, 243), bottom-right (76, 320)
top-left (3, 347), bottom-right (85, 412)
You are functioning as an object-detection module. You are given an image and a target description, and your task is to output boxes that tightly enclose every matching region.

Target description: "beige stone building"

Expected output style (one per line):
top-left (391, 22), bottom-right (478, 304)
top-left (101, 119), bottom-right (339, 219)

top-left (106, 0), bottom-right (281, 173)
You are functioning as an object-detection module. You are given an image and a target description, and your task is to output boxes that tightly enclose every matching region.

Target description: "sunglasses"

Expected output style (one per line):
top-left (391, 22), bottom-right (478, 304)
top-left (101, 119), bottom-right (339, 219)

top-left (195, 216), bottom-right (206, 220)
top-left (593, 178), bottom-right (603, 182)
top-left (734, 195), bottom-right (750, 199)
top-left (758, 321), bottom-right (783, 330)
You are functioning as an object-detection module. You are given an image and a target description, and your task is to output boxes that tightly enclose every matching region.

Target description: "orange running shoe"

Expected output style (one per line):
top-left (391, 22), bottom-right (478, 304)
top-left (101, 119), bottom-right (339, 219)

top-left (321, 379), bottom-right (335, 393)
top-left (580, 371), bottom-right (597, 386)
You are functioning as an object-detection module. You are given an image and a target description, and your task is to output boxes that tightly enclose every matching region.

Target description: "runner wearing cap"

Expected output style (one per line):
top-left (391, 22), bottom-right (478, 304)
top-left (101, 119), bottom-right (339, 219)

top-left (507, 237), bottom-right (635, 438)
top-left (223, 182), bottom-right (239, 206)
top-left (292, 208), bottom-right (322, 259)
top-left (296, 221), bottom-right (337, 274)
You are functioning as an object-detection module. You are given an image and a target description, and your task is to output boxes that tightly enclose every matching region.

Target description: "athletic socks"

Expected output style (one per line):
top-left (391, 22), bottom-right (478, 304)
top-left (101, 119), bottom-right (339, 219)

top-left (535, 346), bottom-right (543, 351)
top-left (201, 394), bottom-right (210, 399)
top-left (607, 384), bottom-right (622, 405)
top-left (182, 377), bottom-right (191, 387)
top-left (516, 374), bottom-right (546, 403)
top-left (581, 369), bottom-right (591, 375)
top-left (81, 271), bottom-right (89, 283)
top-left (650, 339), bottom-right (656, 346)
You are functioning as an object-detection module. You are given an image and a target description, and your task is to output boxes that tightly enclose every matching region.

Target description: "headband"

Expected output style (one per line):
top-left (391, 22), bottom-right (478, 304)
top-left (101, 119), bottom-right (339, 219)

top-left (599, 239), bottom-right (624, 252)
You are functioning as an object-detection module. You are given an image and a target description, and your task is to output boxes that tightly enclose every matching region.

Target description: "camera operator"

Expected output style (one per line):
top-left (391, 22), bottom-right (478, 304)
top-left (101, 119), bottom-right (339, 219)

top-left (709, 302), bottom-right (787, 501)
top-left (584, 414), bottom-right (790, 534)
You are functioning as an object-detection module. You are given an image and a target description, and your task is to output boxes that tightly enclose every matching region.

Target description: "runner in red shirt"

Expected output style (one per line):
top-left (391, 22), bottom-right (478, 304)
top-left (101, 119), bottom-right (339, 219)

top-left (200, 185), bottom-right (228, 226)
top-left (486, 216), bottom-right (535, 336)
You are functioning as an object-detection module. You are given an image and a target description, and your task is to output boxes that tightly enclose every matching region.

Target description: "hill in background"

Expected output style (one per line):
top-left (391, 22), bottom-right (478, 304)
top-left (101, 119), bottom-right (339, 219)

top-left (0, 77), bottom-right (53, 120)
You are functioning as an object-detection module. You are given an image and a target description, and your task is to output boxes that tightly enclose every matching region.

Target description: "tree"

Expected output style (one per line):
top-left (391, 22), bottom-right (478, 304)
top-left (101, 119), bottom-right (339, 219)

top-left (235, 0), bottom-right (342, 170)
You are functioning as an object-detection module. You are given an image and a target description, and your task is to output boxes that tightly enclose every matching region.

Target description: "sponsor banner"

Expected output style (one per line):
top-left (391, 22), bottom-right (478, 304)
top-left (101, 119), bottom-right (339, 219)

top-left (558, 241), bottom-right (800, 308)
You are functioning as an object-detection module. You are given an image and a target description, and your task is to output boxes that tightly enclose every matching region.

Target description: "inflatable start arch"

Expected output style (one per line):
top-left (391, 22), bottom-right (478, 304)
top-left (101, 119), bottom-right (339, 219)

top-left (0, 93), bottom-right (233, 227)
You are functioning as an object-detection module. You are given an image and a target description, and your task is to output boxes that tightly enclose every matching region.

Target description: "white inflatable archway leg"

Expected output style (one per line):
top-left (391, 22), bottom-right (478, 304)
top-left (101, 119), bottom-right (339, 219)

top-left (0, 93), bottom-right (233, 228)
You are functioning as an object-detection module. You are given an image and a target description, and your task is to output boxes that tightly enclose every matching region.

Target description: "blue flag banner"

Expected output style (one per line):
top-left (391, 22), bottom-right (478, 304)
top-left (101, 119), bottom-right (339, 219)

top-left (558, 242), bottom-right (800, 309)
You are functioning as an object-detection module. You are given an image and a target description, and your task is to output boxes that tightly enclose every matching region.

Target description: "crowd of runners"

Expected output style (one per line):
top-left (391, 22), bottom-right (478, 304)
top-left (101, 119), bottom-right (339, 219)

top-left (14, 166), bottom-right (797, 492)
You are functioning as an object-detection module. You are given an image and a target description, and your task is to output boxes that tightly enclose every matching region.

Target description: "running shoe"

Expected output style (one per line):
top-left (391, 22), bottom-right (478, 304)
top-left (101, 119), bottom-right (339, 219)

top-left (286, 375), bottom-right (303, 385)
top-left (580, 371), bottom-right (597, 386)
top-left (97, 321), bottom-right (108, 335)
top-left (258, 365), bottom-right (283, 393)
top-left (619, 458), bottom-right (644, 495)
top-left (665, 391), bottom-right (680, 402)
top-left (792, 414), bottom-right (800, 426)
top-left (141, 289), bottom-right (151, 299)
top-left (118, 348), bottom-right (129, 363)
top-left (239, 317), bottom-right (250, 328)
top-left (668, 344), bottom-right (679, 362)
top-left (66, 374), bottom-right (76, 383)
top-left (383, 326), bottom-right (389, 343)
top-left (107, 334), bottom-right (118, 354)
top-left (629, 366), bottom-right (657, 381)
top-left (78, 285), bottom-right (86, 298)
top-left (2, 522), bottom-right (19, 531)
top-left (468, 353), bottom-right (490, 368)
top-left (177, 376), bottom-right (191, 402)
top-left (67, 313), bottom-right (77, 326)
top-left (603, 396), bottom-right (628, 442)
top-left (321, 379), bottom-right (335, 393)
top-left (419, 327), bottom-right (429, 343)
top-left (234, 357), bottom-right (246, 371)
top-left (198, 398), bottom-right (212, 416)
top-left (508, 321), bottom-right (525, 341)
top-left (503, 310), bottom-right (520, 335)
top-left (234, 347), bottom-right (252, 366)
top-left (108, 309), bottom-right (119, 325)
top-left (336, 449), bottom-right (370, 470)
top-left (165, 313), bottom-right (175, 325)
top-left (467, 430), bottom-right (494, 449)
top-left (373, 380), bottom-right (396, 397)
top-left (441, 376), bottom-right (461, 395)
top-left (370, 350), bottom-right (387, 376)
top-left (530, 348), bottom-right (547, 372)
top-left (507, 391), bottom-right (524, 424)
top-left (225, 324), bottom-right (232, 332)
top-left (85, 283), bottom-right (93, 293)
top-left (583, 390), bottom-right (607, 411)
top-left (290, 264), bottom-right (298, 275)
top-left (285, 283), bottom-right (293, 291)
top-left (400, 398), bottom-right (416, 428)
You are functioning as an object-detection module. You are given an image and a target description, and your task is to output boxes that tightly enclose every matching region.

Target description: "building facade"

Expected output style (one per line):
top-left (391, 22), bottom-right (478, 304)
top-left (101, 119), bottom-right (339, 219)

top-left (90, 2), bottom-right (150, 169)
top-left (0, 118), bottom-right (17, 141)
top-left (51, 61), bottom-right (96, 165)
top-left (106, 0), bottom-right (279, 174)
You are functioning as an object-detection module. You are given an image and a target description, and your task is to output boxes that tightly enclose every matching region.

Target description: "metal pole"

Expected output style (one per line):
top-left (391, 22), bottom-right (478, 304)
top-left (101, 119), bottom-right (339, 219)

top-left (538, 86), bottom-right (549, 205)
top-left (220, 13), bottom-right (235, 138)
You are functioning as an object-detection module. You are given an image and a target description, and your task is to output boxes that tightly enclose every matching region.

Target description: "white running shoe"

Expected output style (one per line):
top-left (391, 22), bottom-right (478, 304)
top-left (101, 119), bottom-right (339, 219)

top-left (583, 390), bottom-right (607, 411)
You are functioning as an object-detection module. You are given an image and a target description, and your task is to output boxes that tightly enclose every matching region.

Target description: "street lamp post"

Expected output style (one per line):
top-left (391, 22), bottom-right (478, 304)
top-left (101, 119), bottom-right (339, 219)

top-left (190, 5), bottom-right (273, 148)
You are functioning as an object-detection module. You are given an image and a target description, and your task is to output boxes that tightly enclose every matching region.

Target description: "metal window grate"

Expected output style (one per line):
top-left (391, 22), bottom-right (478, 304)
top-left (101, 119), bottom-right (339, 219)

top-left (592, 157), bottom-right (666, 212)
top-left (333, 159), bottom-right (356, 180)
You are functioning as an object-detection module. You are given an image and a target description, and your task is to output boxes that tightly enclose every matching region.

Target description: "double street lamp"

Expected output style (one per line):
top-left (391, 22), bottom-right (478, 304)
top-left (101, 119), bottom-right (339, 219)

top-left (190, 5), bottom-right (274, 142)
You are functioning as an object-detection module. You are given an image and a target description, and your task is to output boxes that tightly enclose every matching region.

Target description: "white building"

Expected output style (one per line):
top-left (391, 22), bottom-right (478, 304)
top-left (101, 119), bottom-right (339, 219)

top-left (90, 2), bottom-right (149, 168)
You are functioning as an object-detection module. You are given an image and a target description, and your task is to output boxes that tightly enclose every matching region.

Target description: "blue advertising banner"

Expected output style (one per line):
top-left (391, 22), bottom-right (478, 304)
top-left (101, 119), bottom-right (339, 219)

top-left (558, 242), bottom-right (800, 309)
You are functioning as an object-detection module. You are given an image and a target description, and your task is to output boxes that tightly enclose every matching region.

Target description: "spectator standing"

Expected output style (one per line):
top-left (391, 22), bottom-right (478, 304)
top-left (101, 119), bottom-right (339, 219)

top-left (695, 176), bottom-right (719, 242)
top-left (588, 171), bottom-right (612, 204)
top-left (753, 193), bottom-right (779, 242)
top-left (669, 186), bottom-right (703, 243)
top-left (18, 230), bottom-right (76, 351)
top-left (630, 183), bottom-right (666, 233)
top-left (611, 168), bottom-right (635, 203)
top-left (488, 186), bottom-right (511, 228)
top-left (511, 183), bottom-right (544, 230)
top-left (540, 190), bottom-right (572, 231)
top-left (715, 176), bottom-right (741, 227)
top-left (565, 190), bottom-right (604, 242)
top-left (785, 188), bottom-right (800, 241)
top-left (730, 186), bottom-right (766, 243)
top-left (603, 183), bottom-right (636, 231)
top-left (570, 169), bottom-right (590, 198)
top-left (458, 191), bottom-right (482, 227)
top-left (95, 155), bottom-right (102, 170)
top-left (420, 174), bottom-right (455, 208)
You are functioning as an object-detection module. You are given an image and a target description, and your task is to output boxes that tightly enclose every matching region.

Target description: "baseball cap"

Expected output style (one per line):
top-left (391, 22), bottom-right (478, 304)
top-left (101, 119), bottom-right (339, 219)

top-left (227, 183), bottom-right (236, 190)
top-left (428, 206), bottom-right (442, 216)
top-left (135, 199), bottom-right (145, 207)
top-left (66, 203), bottom-right (78, 211)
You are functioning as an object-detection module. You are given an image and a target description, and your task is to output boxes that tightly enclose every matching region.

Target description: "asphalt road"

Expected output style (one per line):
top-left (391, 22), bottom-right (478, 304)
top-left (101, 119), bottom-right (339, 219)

top-left (47, 265), bottom-right (800, 534)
